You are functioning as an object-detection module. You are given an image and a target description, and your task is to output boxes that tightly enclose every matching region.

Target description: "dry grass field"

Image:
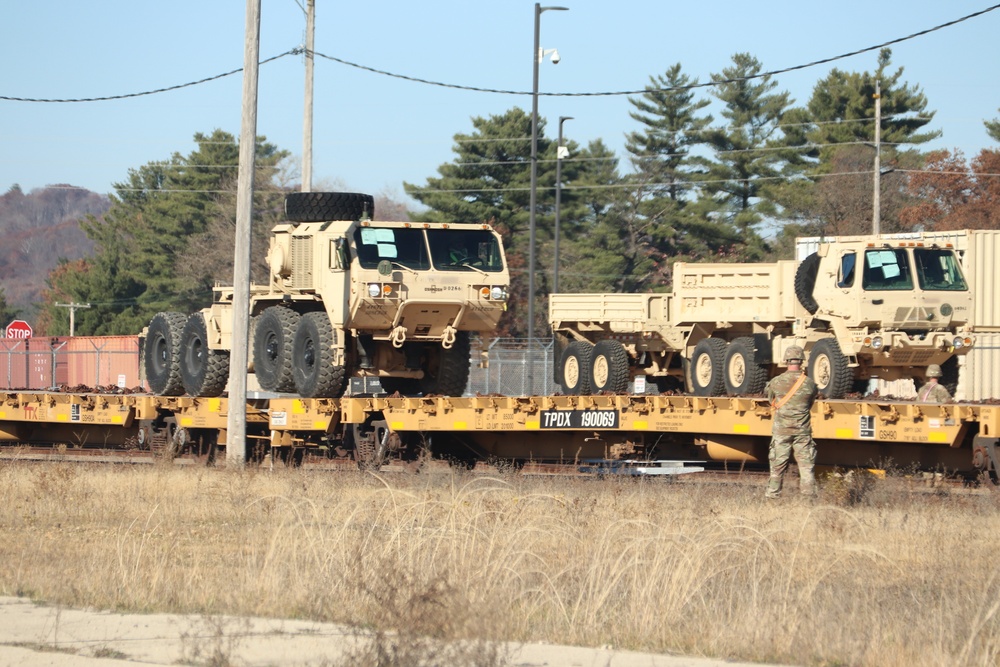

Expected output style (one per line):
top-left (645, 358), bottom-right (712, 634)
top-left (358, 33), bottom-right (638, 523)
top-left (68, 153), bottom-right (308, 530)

top-left (0, 460), bottom-right (998, 667)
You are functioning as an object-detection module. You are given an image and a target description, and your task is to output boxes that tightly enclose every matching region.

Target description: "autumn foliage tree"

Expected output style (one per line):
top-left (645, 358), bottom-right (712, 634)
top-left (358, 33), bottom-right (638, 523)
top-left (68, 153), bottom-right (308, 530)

top-left (899, 149), bottom-right (1000, 231)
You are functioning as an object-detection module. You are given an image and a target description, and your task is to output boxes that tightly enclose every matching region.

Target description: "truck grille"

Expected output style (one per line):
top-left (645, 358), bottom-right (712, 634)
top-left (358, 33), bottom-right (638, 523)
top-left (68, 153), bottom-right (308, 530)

top-left (888, 349), bottom-right (936, 365)
top-left (291, 236), bottom-right (313, 289)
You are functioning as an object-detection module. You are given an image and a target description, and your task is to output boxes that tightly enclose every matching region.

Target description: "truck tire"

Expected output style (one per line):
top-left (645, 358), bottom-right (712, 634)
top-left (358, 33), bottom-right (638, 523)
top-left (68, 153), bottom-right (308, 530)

top-left (688, 338), bottom-right (728, 396)
top-left (590, 340), bottom-right (629, 394)
top-left (284, 192), bottom-right (374, 223)
top-left (421, 332), bottom-right (471, 396)
top-left (253, 307), bottom-right (301, 393)
top-left (560, 341), bottom-right (594, 395)
top-left (723, 337), bottom-right (769, 395)
top-left (291, 312), bottom-right (345, 398)
top-left (939, 356), bottom-right (959, 398)
top-left (145, 312), bottom-right (187, 396)
top-left (807, 338), bottom-right (852, 399)
top-left (179, 313), bottom-right (230, 397)
top-left (794, 253), bottom-right (821, 315)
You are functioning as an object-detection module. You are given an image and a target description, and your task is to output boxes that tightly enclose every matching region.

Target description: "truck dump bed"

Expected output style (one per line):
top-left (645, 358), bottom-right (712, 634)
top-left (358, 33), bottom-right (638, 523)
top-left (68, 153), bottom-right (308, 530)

top-left (672, 261), bottom-right (800, 325)
top-left (549, 261), bottom-right (801, 333)
top-left (548, 293), bottom-right (671, 333)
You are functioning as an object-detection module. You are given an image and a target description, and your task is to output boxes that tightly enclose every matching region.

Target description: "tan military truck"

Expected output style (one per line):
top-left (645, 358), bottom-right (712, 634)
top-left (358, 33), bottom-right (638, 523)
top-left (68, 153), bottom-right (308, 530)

top-left (550, 235), bottom-right (974, 398)
top-left (144, 192), bottom-right (510, 398)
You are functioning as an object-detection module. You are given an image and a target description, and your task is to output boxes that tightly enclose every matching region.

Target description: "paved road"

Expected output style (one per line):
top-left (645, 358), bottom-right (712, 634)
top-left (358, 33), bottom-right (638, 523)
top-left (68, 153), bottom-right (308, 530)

top-left (0, 596), bottom-right (786, 667)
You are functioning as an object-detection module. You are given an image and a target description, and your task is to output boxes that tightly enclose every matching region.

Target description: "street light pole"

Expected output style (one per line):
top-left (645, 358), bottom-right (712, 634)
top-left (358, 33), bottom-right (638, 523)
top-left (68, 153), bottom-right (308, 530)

top-left (528, 2), bottom-right (567, 393)
top-left (553, 115), bottom-right (573, 294)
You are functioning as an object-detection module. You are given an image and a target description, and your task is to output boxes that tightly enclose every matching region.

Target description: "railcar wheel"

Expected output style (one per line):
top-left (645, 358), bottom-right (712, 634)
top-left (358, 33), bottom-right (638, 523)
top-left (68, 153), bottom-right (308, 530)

top-left (687, 338), bottom-right (728, 396)
top-left (145, 312), bottom-right (187, 396)
top-left (179, 313), bottom-right (230, 397)
top-left (590, 339), bottom-right (630, 394)
top-left (560, 341), bottom-right (594, 395)
top-left (291, 312), bottom-right (345, 398)
top-left (807, 338), bottom-right (852, 399)
top-left (723, 337), bottom-right (769, 395)
top-left (253, 307), bottom-right (300, 393)
top-left (348, 417), bottom-right (390, 471)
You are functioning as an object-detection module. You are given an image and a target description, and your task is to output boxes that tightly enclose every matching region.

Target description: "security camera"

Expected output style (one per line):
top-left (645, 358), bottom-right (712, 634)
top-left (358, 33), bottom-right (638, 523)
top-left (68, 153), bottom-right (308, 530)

top-left (550, 49), bottom-right (561, 64)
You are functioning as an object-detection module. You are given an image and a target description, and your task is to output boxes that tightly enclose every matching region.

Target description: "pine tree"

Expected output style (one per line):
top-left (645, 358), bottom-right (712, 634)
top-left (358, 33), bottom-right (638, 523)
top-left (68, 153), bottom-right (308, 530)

top-left (405, 108), bottom-right (608, 336)
top-left (702, 53), bottom-right (796, 258)
top-left (986, 109), bottom-right (1000, 143)
top-left (0, 286), bottom-right (18, 327)
top-left (39, 130), bottom-right (289, 335)
top-left (774, 48), bottom-right (939, 237)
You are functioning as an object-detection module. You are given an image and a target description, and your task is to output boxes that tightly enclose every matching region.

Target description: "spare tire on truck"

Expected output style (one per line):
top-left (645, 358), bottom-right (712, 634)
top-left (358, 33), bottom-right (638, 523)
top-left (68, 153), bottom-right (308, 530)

top-left (284, 192), bottom-right (374, 223)
top-left (794, 253), bottom-right (821, 315)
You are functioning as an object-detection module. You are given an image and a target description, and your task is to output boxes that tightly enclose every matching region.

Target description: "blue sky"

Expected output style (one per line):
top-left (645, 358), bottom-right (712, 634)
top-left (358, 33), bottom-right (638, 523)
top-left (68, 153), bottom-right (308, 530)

top-left (2, 1), bottom-right (999, 209)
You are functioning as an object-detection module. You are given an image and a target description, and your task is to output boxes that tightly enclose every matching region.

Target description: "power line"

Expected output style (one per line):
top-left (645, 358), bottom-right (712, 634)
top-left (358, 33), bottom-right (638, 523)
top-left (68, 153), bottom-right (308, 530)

top-left (3, 5), bottom-right (998, 104)
top-left (310, 4), bottom-right (1000, 97)
top-left (0, 50), bottom-right (298, 103)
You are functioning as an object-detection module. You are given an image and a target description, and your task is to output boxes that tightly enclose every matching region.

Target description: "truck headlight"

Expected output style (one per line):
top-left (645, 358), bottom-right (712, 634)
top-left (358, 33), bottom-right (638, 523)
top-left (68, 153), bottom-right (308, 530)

top-left (953, 336), bottom-right (966, 349)
top-left (367, 283), bottom-right (381, 298)
top-left (863, 336), bottom-right (883, 349)
top-left (491, 286), bottom-right (506, 301)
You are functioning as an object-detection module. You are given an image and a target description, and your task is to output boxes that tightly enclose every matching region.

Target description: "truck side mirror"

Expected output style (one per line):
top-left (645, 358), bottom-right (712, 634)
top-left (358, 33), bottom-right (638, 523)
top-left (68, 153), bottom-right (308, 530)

top-left (331, 238), bottom-right (348, 270)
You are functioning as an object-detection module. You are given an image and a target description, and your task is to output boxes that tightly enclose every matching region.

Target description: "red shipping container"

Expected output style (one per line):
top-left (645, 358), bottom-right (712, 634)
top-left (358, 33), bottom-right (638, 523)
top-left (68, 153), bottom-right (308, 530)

top-left (0, 338), bottom-right (69, 389)
top-left (0, 336), bottom-right (141, 391)
top-left (0, 339), bottom-right (29, 389)
top-left (65, 336), bottom-right (141, 389)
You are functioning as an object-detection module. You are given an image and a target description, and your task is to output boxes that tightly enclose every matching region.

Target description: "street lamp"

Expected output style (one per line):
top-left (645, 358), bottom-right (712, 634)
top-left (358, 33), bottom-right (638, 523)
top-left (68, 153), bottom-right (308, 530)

top-left (553, 115), bottom-right (573, 294)
top-left (528, 2), bottom-right (568, 392)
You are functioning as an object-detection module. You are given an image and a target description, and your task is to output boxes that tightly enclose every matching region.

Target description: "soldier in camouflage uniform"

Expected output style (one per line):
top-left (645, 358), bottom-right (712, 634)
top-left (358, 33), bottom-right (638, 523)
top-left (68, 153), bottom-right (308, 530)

top-left (917, 364), bottom-right (951, 403)
top-left (764, 345), bottom-right (819, 499)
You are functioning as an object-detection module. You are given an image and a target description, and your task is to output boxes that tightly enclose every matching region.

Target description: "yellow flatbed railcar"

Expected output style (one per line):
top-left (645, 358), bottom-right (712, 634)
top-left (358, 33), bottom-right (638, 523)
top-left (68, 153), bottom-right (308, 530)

top-left (0, 391), bottom-right (996, 480)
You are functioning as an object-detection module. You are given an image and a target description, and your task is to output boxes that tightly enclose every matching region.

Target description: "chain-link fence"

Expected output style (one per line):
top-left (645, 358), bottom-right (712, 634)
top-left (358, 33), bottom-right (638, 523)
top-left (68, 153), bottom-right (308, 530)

top-left (0, 336), bottom-right (142, 390)
top-left (468, 337), bottom-right (557, 396)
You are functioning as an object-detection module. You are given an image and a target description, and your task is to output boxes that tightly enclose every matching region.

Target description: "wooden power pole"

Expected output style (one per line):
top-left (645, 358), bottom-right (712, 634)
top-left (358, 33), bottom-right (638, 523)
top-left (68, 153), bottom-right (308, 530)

top-left (872, 80), bottom-right (881, 235)
top-left (227, 0), bottom-right (262, 466)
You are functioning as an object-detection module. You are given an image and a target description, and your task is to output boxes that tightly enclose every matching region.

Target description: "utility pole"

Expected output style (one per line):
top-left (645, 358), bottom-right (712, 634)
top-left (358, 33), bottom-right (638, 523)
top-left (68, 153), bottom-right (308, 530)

top-left (301, 0), bottom-right (315, 192)
top-left (553, 116), bottom-right (572, 294)
top-left (227, 0), bottom-right (262, 466)
top-left (55, 302), bottom-right (90, 336)
top-left (873, 80), bottom-right (881, 235)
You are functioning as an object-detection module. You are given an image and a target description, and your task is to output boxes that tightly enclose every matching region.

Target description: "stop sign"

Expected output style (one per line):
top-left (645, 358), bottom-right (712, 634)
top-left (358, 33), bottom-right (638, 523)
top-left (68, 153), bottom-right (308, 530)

top-left (5, 319), bottom-right (32, 339)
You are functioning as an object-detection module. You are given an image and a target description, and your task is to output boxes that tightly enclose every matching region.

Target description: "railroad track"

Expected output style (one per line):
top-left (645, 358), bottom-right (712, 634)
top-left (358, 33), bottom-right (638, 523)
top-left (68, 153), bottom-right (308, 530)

top-left (1, 443), bottom-right (992, 496)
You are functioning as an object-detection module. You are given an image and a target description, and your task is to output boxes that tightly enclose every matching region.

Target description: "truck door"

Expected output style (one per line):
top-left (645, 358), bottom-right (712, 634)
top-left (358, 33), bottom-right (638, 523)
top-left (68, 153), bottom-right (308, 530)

top-left (860, 248), bottom-right (920, 328)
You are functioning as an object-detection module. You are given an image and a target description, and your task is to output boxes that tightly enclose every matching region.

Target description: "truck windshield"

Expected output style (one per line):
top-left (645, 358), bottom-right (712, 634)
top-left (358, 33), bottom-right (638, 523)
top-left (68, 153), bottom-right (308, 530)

top-left (914, 247), bottom-right (968, 291)
top-left (862, 248), bottom-right (913, 291)
top-left (427, 229), bottom-right (505, 272)
top-left (352, 227), bottom-right (430, 270)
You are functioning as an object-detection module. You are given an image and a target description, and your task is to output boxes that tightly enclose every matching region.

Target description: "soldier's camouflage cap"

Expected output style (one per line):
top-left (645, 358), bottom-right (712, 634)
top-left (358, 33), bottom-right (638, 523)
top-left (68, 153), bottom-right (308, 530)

top-left (784, 345), bottom-right (805, 362)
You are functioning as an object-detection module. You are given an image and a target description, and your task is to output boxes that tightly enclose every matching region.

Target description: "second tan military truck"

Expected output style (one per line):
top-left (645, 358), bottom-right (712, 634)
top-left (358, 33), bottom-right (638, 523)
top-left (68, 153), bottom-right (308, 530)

top-left (550, 235), bottom-right (975, 398)
top-left (144, 192), bottom-right (510, 398)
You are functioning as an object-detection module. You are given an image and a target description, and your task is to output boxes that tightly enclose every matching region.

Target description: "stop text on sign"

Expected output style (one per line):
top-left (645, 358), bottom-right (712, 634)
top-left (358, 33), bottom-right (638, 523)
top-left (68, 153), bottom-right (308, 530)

top-left (4, 320), bottom-right (33, 339)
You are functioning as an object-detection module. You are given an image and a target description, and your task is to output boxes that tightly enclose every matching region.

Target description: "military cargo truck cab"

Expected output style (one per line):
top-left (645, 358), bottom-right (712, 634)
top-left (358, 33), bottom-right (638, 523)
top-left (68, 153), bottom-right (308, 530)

top-left (144, 192), bottom-right (510, 399)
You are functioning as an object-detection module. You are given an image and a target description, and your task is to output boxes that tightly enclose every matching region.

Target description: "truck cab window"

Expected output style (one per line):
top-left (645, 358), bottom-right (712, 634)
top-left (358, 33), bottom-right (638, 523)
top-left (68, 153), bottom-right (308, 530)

top-left (914, 247), bottom-right (968, 291)
top-left (838, 252), bottom-right (856, 288)
top-left (862, 248), bottom-right (913, 291)
top-left (353, 227), bottom-right (430, 270)
top-left (427, 230), bottom-right (505, 272)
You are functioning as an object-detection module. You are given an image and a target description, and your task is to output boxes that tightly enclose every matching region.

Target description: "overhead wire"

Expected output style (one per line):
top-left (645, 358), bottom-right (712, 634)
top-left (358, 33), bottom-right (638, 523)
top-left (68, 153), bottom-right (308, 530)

top-left (2, 5), bottom-right (997, 103)
top-left (311, 5), bottom-right (1000, 97)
